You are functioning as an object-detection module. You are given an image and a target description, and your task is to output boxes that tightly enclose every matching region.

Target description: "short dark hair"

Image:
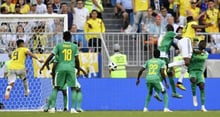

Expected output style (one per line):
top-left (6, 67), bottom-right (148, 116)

top-left (166, 24), bottom-right (174, 31)
top-left (154, 49), bottom-right (160, 58)
top-left (16, 39), bottom-right (24, 47)
top-left (63, 31), bottom-right (71, 41)
top-left (186, 16), bottom-right (194, 22)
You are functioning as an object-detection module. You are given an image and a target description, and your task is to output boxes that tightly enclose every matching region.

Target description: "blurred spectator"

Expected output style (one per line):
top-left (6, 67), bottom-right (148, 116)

top-left (72, 0), bottom-right (89, 32)
top-left (149, 15), bottom-right (165, 35)
top-left (167, 16), bottom-right (179, 32)
top-left (52, 0), bottom-right (61, 13)
top-left (0, 6), bottom-right (9, 14)
top-left (84, 10), bottom-right (105, 52)
top-left (14, 3), bottom-right (21, 14)
top-left (0, 25), bottom-right (9, 53)
top-left (70, 24), bottom-right (88, 52)
top-left (85, 0), bottom-right (104, 19)
top-left (72, 0), bottom-right (89, 52)
top-left (131, 0), bottom-right (151, 32)
top-left (159, 7), bottom-right (172, 30)
top-left (16, 0), bottom-right (30, 14)
top-left (167, 0), bottom-right (176, 17)
top-left (1, 0), bottom-right (15, 13)
top-left (186, 1), bottom-right (205, 23)
top-left (1, 23), bottom-right (14, 52)
top-left (60, 2), bottom-right (73, 30)
top-left (13, 25), bottom-right (29, 46)
top-left (200, 0), bottom-right (209, 12)
top-left (176, 0), bottom-right (191, 25)
top-left (116, 0), bottom-right (133, 30)
top-left (203, 0), bottom-right (219, 33)
top-left (36, 0), bottom-right (47, 14)
top-left (28, 3), bottom-right (37, 14)
top-left (141, 7), bottom-right (155, 33)
top-left (32, 25), bottom-right (47, 54)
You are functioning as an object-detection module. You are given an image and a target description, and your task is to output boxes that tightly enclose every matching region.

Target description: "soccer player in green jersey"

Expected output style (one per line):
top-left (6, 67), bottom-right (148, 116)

top-left (188, 40), bottom-right (208, 112)
top-left (40, 31), bottom-right (80, 113)
top-left (136, 49), bottom-right (172, 112)
top-left (158, 24), bottom-right (183, 98)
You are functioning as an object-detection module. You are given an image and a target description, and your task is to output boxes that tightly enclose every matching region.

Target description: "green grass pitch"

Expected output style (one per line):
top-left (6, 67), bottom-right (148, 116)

top-left (1, 111), bottom-right (220, 117)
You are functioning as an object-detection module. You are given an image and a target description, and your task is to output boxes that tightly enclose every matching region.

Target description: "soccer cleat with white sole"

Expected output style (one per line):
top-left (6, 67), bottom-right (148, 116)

top-left (164, 108), bottom-right (173, 112)
top-left (24, 89), bottom-right (30, 97)
top-left (70, 108), bottom-right (78, 113)
top-left (201, 106), bottom-right (208, 112)
top-left (143, 107), bottom-right (148, 112)
top-left (193, 96), bottom-right (198, 107)
top-left (48, 108), bottom-right (55, 113)
top-left (77, 108), bottom-right (84, 112)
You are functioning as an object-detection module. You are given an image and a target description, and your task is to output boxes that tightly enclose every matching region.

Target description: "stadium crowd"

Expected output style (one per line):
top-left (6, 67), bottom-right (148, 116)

top-left (0, 0), bottom-right (219, 54)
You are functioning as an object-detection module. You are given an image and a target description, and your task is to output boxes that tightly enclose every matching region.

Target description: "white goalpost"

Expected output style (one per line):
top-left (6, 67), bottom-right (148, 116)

top-left (0, 14), bottom-right (68, 111)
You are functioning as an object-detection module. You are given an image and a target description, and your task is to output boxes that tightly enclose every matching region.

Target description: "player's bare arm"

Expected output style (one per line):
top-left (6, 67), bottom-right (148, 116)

top-left (136, 67), bottom-right (145, 86)
top-left (40, 53), bottom-right (55, 73)
top-left (160, 68), bottom-right (169, 89)
top-left (26, 51), bottom-right (44, 63)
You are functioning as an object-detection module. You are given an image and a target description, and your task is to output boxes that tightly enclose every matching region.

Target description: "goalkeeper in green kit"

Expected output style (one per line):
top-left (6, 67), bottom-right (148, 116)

top-left (157, 24), bottom-right (183, 99)
top-left (188, 40), bottom-right (208, 112)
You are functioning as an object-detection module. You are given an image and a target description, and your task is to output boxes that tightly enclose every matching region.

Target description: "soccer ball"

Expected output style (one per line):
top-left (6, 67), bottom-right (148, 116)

top-left (108, 62), bottom-right (117, 71)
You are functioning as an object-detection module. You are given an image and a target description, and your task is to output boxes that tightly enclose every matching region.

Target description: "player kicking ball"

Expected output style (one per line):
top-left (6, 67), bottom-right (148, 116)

top-left (4, 39), bottom-right (44, 100)
top-left (136, 49), bottom-right (172, 112)
top-left (188, 40), bottom-right (208, 112)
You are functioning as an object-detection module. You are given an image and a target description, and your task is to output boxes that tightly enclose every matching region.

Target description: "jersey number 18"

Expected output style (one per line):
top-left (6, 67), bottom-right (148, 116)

top-left (62, 49), bottom-right (72, 61)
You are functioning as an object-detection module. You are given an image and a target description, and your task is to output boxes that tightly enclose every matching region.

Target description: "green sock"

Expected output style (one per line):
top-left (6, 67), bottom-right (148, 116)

top-left (46, 95), bottom-right (52, 109)
top-left (144, 94), bottom-right (152, 108)
top-left (51, 88), bottom-right (58, 108)
top-left (72, 90), bottom-right (77, 109)
top-left (77, 91), bottom-right (82, 109)
top-left (168, 77), bottom-right (176, 93)
top-left (164, 92), bottom-right (168, 108)
top-left (63, 90), bottom-right (67, 109)
top-left (191, 83), bottom-right (196, 96)
top-left (200, 89), bottom-right (205, 105)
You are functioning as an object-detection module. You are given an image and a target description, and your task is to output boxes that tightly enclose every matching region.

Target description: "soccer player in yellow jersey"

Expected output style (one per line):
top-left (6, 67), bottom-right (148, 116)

top-left (4, 39), bottom-right (44, 100)
top-left (169, 16), bottom-right (209, 90)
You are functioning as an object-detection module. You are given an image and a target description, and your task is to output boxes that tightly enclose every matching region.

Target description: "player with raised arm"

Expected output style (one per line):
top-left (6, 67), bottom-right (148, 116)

top-left (136, 49), bottom-right (172, 112)
top-left (168, 16), bottom-right (210, 89)
top-left (4, 39), bottom-right (44, 100)
top-left (40, 31), bottom-right (80, 113)
top-left (188, 40), bottom-right (208, 112)
top-left (158, 24), bottom-right (182, 98)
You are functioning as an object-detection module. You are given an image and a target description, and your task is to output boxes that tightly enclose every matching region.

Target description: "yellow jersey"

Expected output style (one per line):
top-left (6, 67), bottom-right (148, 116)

top-left (9, 47), bottom-right (29, 70)
top-left (1, 3), bottom-right (15, 13)
top-left (204, 8), bottom-right (219, 32)
top-left (188, 7), bottom-right (200, 22)
top-left (176, 0), bottom-right (191, 16)
top-left (134, 0), bottom-right (149, 11)
top-left (84, 18), bottom-right (105, 41)
top-left (20, 4), bottom-right (30, 14)
top-left (182, 21), bottom-right (197, 41)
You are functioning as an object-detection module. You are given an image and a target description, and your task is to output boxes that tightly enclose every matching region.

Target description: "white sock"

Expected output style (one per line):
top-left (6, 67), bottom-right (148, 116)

top-left (178, 66), bottom-right (188, 83)
top-left (23, 78), bottom-right (29, 92)
top-left (201, 105), bottom-right (205, 109)
top-left (168, 60), bottom-right (185, 68)
top-left (6, 85), bottom-right (12, 91)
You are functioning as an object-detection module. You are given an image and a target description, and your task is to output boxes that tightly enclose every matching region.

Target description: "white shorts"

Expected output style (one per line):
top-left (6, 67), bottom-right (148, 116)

top-left (8, 69), bottom-right (26, 84)
top-left (178, 37), bottom-right (193, 58)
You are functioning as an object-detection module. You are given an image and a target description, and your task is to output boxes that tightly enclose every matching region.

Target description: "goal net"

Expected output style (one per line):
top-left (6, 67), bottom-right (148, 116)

top-left (0, 14), bottom-right (69, 111)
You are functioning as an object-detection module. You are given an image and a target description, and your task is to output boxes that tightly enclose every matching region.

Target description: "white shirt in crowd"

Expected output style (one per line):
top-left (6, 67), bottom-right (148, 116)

top-left (73, 7), bottom-right (89, 30)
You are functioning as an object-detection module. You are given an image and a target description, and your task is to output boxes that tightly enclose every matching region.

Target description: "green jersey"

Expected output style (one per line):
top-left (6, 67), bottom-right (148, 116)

top-left (188, 50), bottom-right (208, 72)
top-left (52, 42), bottom-right (79, 72)
top-left (158, 31), bottom-right (176, 53)
top-left (143, 58), bottom-right (166, 82)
